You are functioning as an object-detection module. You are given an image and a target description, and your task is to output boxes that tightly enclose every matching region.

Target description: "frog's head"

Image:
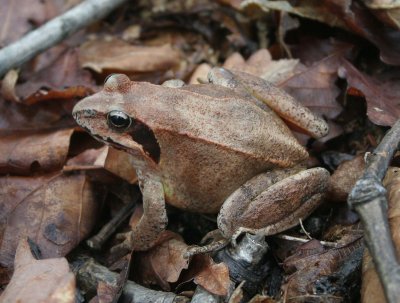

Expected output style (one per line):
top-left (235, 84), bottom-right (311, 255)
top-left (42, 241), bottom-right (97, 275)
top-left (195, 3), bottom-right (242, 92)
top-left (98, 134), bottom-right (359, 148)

top-left (72, 74), bottom-right (160, 165)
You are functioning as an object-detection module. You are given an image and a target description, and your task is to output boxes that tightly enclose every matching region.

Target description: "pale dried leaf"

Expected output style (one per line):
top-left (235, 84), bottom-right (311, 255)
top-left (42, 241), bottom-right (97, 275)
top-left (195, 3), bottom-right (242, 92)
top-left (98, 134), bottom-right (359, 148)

top-left (134, 231), bottom-right (189, 290)
top-left (194, 256), bottom-right (230, 296)
top-left (1, 69), bottom-right (19, 102)
top-left (0, 239), bottom-right (75, 303)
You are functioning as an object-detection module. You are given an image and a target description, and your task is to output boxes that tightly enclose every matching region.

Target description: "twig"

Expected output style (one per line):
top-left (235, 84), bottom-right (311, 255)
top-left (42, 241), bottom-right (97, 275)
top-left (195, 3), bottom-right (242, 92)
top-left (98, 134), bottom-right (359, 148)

top-left (276, 234), bottom-right (338, 248)
top-left (0, 0), bottom-right (129, 78)
top-left (86, 193), bottom-right (139, 250)
top-left (74, 258), bottom-right (187, 303)
top-left (348, 119), bottom-right (400, 303)
top-left (298, 218), bottom-right (312, 240)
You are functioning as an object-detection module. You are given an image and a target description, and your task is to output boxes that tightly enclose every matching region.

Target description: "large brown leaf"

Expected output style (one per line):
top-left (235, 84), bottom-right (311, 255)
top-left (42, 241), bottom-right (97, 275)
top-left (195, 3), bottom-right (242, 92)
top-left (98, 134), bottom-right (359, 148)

top-left (223, 49), bottom-right (343, 120)
top-left (133, 231), bottom-right (189, 290)
top-left (0, 238), bottom-right (75, 303)
top-left (65, 146), bottom-right (137, 184)
top-left (0, 128), bottom-right (74, 175)
top-left (340, 59), bottom-right (400, 126)
top-left (0, 173), bottom-right (99, 267)
top-left (282, 237), bottom-right (363, 302)
top-left (277, 54), bottom-right (344, 119)
top-left (79, 38), bottom-right (182, 77)
top-left (11, 49), bottom-right (96, 104)
top-left (244, 0), bottom-right (400, 65)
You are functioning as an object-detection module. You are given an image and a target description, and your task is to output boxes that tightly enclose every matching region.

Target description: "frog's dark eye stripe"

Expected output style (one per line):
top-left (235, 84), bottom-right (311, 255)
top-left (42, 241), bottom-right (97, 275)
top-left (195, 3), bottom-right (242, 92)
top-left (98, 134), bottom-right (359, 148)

top-left (107, 110), bottom-right (132, 130)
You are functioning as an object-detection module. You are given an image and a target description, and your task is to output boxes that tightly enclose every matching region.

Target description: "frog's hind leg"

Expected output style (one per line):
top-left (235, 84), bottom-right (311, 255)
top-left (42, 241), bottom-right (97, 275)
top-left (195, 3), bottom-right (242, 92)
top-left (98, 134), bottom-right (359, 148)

top-left (217, 167), bottom-right (330, 239)
top-left (208, 67), bottom-right (329, 139)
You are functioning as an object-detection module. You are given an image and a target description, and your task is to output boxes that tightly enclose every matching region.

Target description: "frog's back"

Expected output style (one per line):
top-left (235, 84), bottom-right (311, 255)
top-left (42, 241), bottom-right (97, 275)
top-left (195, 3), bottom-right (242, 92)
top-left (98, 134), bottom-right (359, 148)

top-left (134, 83), bottom-right (308, 166)
top-left (131, 83), bottom-right (308, 213)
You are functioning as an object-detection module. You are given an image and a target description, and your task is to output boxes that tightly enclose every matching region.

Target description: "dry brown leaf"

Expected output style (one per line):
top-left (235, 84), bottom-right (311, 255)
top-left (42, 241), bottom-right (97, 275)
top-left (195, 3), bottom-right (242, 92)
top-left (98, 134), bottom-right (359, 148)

top-left (65, 146), bottom-right (137, 184)
top-left (364, 0), bottom-right (400, 29)
top-left (282, 237), bottom-right (363, 302)
top-left (194, 255), bottom-right (230, 296)
top-left (189, 63), bottom-right (212, 84)
top-left (243, 0), bottom-right (400, 65)
top-left (0, 128), bottom-right (74, 175)
top-left (222, 49), bottom-right (343, 120)
top-left (0, 173), bottom-right (98, 267)
top-left (103, 147), bottom-right (138, 184)
top-left (0, 238), bottom-right (75, 303)
top-left (64, 146), bottom-right (106, 170)
top-left (340, 59), bottom-right (400, 126)
top-left (327, 155), bottom-right (366, 202)
top-left (228, 281), bottom-right (244, 303)
top-left (13, 49), bottom-right (96, 104)
top-left (277, 54), bottom-right (344, 119)
top-left (134, 231), bottom-right (189, 290)
top-left (224, 49), bottom-right (300, 84)
top-left (79, 38), bottom-right (182, 76)
top-left (0, 96), bottom-right (77, 133)
top-left (0, 0), bottom-right (53, 46)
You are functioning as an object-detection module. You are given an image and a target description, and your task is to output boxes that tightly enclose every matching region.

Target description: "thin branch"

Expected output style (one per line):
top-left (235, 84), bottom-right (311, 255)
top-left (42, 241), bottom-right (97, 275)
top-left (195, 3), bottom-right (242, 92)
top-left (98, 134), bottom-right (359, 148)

top-left (86, 195), bottom-right (138, 250)
top-left (74, 258), bottom-right (187, 303)
top-left (348, 119), bottom-right (400, 303)
top-left (0, 0), bottom-right (129, 78)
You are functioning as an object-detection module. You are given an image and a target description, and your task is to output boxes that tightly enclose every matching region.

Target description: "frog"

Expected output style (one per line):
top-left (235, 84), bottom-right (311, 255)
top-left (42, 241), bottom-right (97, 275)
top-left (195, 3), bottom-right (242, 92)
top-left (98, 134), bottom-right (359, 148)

top-left (72, 67), bottom-right (330, 255)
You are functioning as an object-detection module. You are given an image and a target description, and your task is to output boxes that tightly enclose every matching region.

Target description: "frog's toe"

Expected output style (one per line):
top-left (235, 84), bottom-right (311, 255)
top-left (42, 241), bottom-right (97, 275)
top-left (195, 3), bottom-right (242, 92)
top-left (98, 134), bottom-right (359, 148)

top-left (110, 238), bottom-right (133, 258)
top-left (115, 231), bottom-right (131, 241)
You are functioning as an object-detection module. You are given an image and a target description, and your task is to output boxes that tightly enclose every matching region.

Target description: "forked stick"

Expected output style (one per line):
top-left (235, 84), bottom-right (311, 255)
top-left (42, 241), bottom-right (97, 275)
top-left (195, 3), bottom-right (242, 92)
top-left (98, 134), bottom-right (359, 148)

top-left (348, 119), bottom-right (400, 303)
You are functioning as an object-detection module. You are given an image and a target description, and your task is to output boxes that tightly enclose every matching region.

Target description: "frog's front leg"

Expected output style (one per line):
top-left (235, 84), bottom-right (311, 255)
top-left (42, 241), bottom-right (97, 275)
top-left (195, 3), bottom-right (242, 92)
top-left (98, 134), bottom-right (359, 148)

top-left (217, 167), bottom-right (330, 239)
top-left (111, 176), bottom-right (168, 255)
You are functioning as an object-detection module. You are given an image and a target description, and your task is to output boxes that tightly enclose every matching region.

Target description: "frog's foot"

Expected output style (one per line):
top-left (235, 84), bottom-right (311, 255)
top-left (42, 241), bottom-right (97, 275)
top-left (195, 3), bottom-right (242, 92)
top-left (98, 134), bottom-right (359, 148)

top-left (184, 229), bottom-right (228, 258)
top-left (110, 231), bottom-right (134, 259)
top-left (217, 167), bottom-right (330, 239)
top-left (184, 238), bottom-right (229, 259)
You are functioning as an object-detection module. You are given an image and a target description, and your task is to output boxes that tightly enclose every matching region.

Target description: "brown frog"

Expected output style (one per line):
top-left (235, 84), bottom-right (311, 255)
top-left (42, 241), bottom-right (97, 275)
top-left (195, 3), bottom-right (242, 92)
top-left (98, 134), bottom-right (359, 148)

top-left (72, 68), bottom-right (330, 254)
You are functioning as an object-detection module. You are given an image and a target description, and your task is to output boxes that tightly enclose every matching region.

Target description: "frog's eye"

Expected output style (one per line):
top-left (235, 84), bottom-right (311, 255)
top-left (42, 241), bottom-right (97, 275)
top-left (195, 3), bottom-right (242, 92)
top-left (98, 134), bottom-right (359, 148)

top-left (107, 110), bottom-right (132, 130)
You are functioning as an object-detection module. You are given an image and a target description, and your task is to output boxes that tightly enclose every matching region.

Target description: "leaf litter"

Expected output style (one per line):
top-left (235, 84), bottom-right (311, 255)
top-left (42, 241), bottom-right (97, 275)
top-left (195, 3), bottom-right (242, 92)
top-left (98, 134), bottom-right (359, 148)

top-left (0, 0), bottom-right (400, 302)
